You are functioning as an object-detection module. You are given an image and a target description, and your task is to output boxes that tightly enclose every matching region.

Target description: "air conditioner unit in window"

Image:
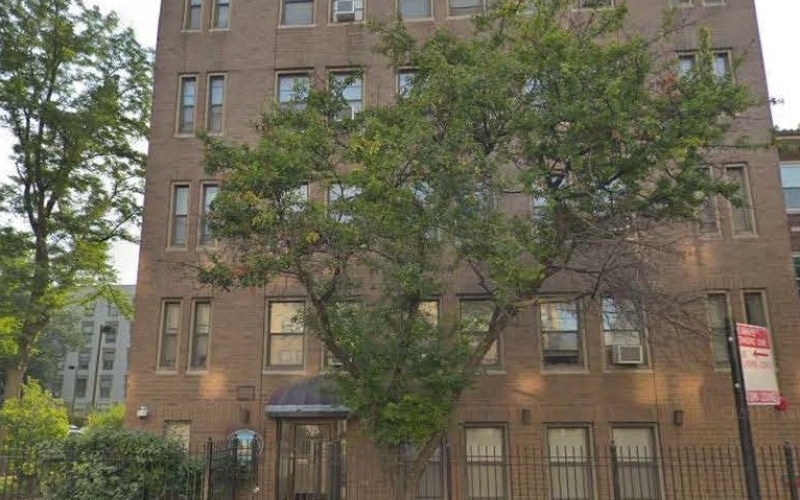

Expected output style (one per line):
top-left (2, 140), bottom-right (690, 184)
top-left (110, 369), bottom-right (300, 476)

top-left (612, 345), bottom-right (644, 365)
top-left (334, 0), bottom-right (356, 21)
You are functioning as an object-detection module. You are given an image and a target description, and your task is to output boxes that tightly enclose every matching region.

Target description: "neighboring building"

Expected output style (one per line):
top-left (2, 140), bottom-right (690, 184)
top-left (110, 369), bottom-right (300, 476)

top-left (778, 130), bottom-right (800, 291)
top-left (127, 0), bottom-right (800, 498)
top-left (53, 285), bottom-right (135, 417)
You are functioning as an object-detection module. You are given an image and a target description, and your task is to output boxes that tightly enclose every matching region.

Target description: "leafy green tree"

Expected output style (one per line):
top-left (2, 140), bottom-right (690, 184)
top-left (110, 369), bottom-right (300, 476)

top-left (0, 379), bottom-right (69, 450)
top-left (199, 1), bottom-right (752, 498)
top-left (85, 403), bottom-right (125, 431)
top-left (39, 428), bottom-right (204, 500)
top-left (0, 0), bottom-right (151, 403)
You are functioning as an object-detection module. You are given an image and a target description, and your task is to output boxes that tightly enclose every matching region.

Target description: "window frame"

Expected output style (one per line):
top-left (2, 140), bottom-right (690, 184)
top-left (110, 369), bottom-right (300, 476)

top-left (676, 50), bottom-right (733, 80)
top-left (697, 165), bottom-right (720, 237)
top-left (265, 300), bottom-right (307, 370)
top-left (281, 0), bottom-right (315, 26)
top-left (188, 301), bottom-right (212, 371)
top-left (448, 0), bottom-right (484, 17)
top-left (157, 301), bottom-right (183, 372)
top-left (397, 68), bottom-right (417, 97)
top-left (199, 182), bottom-right (220, 246)
top-left (459, 298), bottom-right (502, 371)
top-left (168, 183), bottom-right (191, 248)
top-left (98, 376), bottom-right (114, 399)
top-left (742, 289), bottom-right (770, 329)
top-left (276, 71), bottom-right (312, 109)
top-left (574, 0), bottom-right (614, 9)
top-left (780, 163), bottom-right (800, 213)
top-left (211, 0), bottom-right (231, 29)
top-left (725, 164), bottom-right (756, 236)
top-left (206, 74), bottom-right (227, 135)
top-left (539, 299), bottom-right (585, 370)
top-left (464, 425), bottom-right (509, 500)
top-left (610, 425), bottom-right (663, 500)
top-left (75, 377), bottom-right (88, 399)
top-left (176, 75), bottom-right (198, 136)
top-left (78, 349), bottom-right (91, 371)
top-left (397, 0), bottom-right (433, 20)
top-left (101, 349), bottom-right (115, 371)
top-left (705, 292), bottom-right (732, 370)
top-left (329, 71), bottom-right (364, 121)
top-left (601, 297), bottom-right (649, 369)
top-left (183, 0), bottom-right (204, 31)
top-left (546, 425), bottom-right (595, 500)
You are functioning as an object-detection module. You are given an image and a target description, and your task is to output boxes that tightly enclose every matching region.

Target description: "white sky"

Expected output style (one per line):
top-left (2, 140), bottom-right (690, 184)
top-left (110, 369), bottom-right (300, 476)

top-left (0, 0), bottom-right (798, 284)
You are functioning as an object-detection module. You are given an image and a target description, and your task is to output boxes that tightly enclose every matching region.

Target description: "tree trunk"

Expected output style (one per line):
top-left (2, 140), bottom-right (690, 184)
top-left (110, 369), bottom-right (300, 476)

top-left (3, 364), bottom-right (25, 402)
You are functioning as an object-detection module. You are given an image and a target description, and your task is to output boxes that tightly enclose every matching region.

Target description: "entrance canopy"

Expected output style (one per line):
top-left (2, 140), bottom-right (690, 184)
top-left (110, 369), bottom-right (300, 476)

top-left (266, 377), bottom-right (349, 418)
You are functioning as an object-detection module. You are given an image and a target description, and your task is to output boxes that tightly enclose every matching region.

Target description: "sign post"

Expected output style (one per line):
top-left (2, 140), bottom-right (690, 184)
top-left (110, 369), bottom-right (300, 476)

top-left (737, 323), bottom-right (780, 406)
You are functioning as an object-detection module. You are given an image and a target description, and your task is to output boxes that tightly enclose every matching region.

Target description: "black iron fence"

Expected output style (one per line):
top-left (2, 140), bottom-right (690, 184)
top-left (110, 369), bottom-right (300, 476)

top-left (2, 439), bottom-right (800, 500)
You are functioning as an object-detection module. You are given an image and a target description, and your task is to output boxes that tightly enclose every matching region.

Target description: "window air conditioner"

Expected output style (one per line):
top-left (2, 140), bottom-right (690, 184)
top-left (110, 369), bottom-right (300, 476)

top-left (334, 0), bottom-right (356, 21)
top-left (612, 345), bottom-right (644, 365)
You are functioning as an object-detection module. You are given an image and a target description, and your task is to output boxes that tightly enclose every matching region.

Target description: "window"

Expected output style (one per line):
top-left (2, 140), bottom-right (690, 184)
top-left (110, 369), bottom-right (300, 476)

top-left (547, 427), bottom-right (592, 500)
top-left (540, 301), bottom-right (582, 368)
top-left (184, 0), bottom-right (202, 30)
top-left (207, 75), bottom-right (226, 134)
top-left (330, 0), bottom-right (364, 23)
top-left (328, 183), bottom-right (360, 223)
top-left (331, 73), bottom-right (363, 120)
top-left (190, 302), bottom-right (212, 370)
top-left (780, 165), bottom-right (800, 211)
top-left (794, 255), bottom-right (800, 293)
top-left (671, 0), bottom-right (692, 6)
top-left (611, 427), bottom-right (661, 500)
top-left (164, 421), bottom-right (192, 452)
top-left (725, 165), bottom-right (754, 234)
top-left (267, 301), bottom-right (305, 368)
top-left (105, 328), bottom-right (117, 344)
top-left (81, 321), bottom-right (94, 341)
top-left (449, 0), bottom-right (483, 16)
top-left (159, 302), bottom-right (182, 370)
top-left (107, 302), bottom-right (118, 318)
top-left (416, 445), bottom-right (445, 500)
top-left (83, 302), bottom-right (95, 317)
top-left (602, 298), bottom-right (647, 367)
top-left (52, 377), bottom-right (63, 398)
top-left (75, 377), bottom-right (88, 398)
top-left (177, 76), bottom-right (197, 134)
top-left (99, 376), bottom-right (113, 399)
top-left (703, 0), bottom-right (724, 5)
top-left (397, 69), bottom-right (417, 97)
top-left (743, 291), bottom-right (768, 328)
top-left (282, 0), bottom-right (314, 25)
top-left (460, 299), bottom-right (500, 368)
top-left (677, 51), bottom-right (730, 78)
top-left (322, 302), bottom-right (360, 368)
top-left (278, 73), bottom-right (311, 109)
top-left (706, 293), bottom-right (730, 368)
top-left (465, 427), bottom-right (506, 500)
top-left (170, 185), bottom-right (190, 247)
top-left (78, 350), bottom-right (91, 370)
top-left (399, 0), bottom-right (431, 18)
top-left (212, 0), bottom-right (230, 28)
top-left (200, 184), bottom-right (219, 245)
top-left (284, 183), bottom-right (309, 213)
top-left (697, 166), bottom-right (718, 235)
top-left (102, 350), bottom-right (115, 371)
top-left (575, 0), bottom-right (613, 8)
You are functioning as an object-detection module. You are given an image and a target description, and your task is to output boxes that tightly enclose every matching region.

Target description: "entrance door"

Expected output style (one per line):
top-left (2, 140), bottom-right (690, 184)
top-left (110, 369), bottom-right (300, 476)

top-left (277, 422), bottom-right (344, 500)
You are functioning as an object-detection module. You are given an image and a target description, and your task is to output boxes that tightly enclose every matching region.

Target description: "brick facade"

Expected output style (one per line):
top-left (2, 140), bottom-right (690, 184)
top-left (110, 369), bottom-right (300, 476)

top-left (127, 0), bottom-right (800, 497)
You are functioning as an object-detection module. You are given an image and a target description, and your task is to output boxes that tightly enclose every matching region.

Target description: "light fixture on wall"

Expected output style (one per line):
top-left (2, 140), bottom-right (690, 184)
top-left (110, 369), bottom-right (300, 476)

top-left (672, 409), bottom-right (684, 427)
top-left (136, 405), bottom-right (149, 419)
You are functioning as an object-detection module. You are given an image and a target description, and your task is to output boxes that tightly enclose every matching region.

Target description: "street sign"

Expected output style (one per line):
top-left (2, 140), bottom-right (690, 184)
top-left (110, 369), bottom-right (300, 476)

top-left (737, 323), bottom-right (781, 405)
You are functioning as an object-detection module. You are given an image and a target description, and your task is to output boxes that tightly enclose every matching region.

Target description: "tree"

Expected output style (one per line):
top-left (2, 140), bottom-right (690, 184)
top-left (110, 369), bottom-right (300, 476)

top-left (0, 0), bottom-right (151, 403)
top-left (0, 379), bottom-right (68, 450)
top-left (198, 1), bottom-right (752, 498)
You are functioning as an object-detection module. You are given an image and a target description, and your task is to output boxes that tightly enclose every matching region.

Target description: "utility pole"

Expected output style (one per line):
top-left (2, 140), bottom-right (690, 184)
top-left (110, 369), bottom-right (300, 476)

top-left (726, 320), bottom-right (761, 500)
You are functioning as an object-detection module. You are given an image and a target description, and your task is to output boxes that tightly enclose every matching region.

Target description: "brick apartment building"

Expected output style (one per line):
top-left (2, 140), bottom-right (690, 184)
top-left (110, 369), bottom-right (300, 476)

top-left (779, 131), bottom-right (800, 289)
top-left (126, 0), bottom-right (800, 498)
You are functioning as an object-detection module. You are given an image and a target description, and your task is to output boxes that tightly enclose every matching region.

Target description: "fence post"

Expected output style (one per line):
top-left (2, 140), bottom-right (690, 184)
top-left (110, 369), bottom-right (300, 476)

top-left (785, 442), bottom-right (799, 500)
top-left (445, 441), bottom-right (453, 500)
top-left (203, 438), bottom-right (213, 500)
top-left (231, 437), bottom-right (239, 498)
top-left (610, 442), bottom-right (621, 500)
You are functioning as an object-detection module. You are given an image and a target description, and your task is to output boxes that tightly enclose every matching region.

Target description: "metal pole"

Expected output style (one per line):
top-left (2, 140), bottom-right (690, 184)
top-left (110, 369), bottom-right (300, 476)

top-left (785, 442), bottom-right (799, 500)
top-left (726, 320), bottom-right (761, 500)
top-left (68, 365), bottom-right (78, 419)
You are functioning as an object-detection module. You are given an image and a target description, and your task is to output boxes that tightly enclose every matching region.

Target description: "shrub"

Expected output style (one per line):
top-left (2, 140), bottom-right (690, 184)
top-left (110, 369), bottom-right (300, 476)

top-left (0, 379), bottom-right (69, 450)
top-left (39, 428), bottom-right (204, 500)
top-left (85, 403), bottom-right (125, 431)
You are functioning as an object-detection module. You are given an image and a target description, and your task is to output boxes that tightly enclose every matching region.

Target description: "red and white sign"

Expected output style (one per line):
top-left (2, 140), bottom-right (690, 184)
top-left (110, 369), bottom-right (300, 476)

top-left (737, 323), bottom-right (781, 406)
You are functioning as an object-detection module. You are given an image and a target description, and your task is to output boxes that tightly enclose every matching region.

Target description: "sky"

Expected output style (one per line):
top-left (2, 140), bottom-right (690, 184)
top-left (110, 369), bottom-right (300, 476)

top-left (0, 0), bottom-right (798, 285)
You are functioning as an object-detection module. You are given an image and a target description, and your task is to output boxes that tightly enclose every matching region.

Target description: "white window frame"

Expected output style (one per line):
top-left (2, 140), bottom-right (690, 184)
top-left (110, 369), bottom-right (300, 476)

top-left (448, 0), bottom-right (484, 17)
top-left (611, 426), bottom-right (662, 500)
top-left (464, 426), bottom-right (508, 500)
top-left (539, 300), bottom-right (584, 370)
top-left (199, 183), bottom-right (220, 246)
top-left (281, 0), bottom-right (315, 26)
top-left (157, 301), bottom-right (182, 372)
top-left (211, 0), bottom-right (231, 29)
top-left (206, 74), bottom-right (226, 135)
top-left (602, 297), bottom-right (649, 369)
top-left (188, 301), bottom-right (212, 371)
top-left (176, 75), bottom-right (198, 135)
top-left (459, 298), bottom-right (502, 370)
top-left (169, 184), bottom-right (191, 248)
top-left (697, 165), bottom-right (720, 237)
top-left (183, 0), bottom-right (204, 31)
top-left (329, 71), bottom-right (363, 120)
top-left (725, 164), bottom-right (756, 236)
top-left (397, 0), bottom-right (433, 19)
top-left (277, 72), bottom-right (312, 109)
top-left (266, 300), bottom-right (307, 369)
top-left (780, 163), bottom-right (800, 213)
top-left (706, 292), bottom-right (731, 369)
top-left (546, 426), bottom-right (594, 500)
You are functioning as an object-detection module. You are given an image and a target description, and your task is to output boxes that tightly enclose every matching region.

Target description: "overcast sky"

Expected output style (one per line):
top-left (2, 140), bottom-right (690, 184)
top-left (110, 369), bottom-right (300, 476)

top-left (0, 0), bottom-right (798, 284)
